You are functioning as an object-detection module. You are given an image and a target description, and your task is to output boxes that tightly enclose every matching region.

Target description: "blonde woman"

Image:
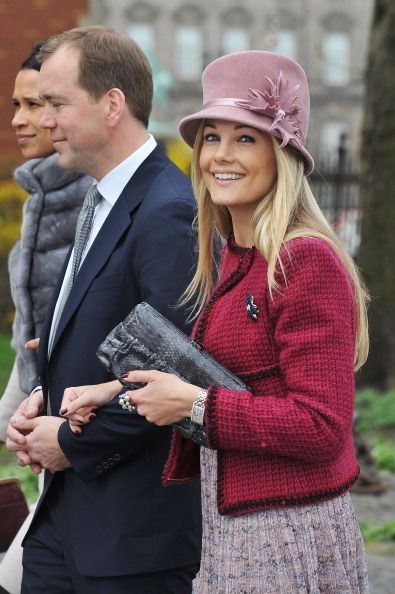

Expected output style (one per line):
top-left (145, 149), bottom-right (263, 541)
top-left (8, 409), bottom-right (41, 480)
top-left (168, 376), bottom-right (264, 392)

top-left (62, 50), bottom-right (369, 593)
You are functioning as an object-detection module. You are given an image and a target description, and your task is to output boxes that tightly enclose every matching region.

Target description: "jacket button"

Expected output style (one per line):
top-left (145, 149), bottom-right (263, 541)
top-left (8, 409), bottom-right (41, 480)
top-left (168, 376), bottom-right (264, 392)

top-left (96, 464), bottom-right (103, 474)
top-left (113, 453), bottom-right (121, 461)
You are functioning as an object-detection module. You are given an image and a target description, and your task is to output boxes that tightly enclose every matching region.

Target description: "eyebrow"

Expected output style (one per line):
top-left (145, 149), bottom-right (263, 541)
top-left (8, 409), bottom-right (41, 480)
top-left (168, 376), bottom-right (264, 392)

top-left (40, 92), bottom-right (66, 101)
top-left (12, 95), bottom-right (41, 103)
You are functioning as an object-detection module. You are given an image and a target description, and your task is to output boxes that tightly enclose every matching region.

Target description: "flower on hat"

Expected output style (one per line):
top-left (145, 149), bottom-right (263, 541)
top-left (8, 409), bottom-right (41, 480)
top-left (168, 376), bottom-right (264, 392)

top-left (235, 71), bottom-right (302, 148)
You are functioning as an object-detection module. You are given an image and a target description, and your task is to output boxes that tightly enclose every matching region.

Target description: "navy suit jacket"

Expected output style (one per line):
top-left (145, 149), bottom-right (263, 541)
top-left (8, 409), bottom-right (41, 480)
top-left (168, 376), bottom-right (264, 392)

top-left (34, 146), bottom-right (202, 577)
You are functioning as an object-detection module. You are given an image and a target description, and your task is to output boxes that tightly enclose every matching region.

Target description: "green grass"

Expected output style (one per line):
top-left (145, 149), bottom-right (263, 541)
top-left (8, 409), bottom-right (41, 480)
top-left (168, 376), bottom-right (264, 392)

top-left (355, 389), bottom-right (395, 434)
top-left (0, 332), bottom-right (14, 394)
top-left (355, 389), bottom-right (395, 473)
top-left (0, 333), bottom-right (39, 504)
top-left (370, 439), bottom-right (395, 473)
top-left (360, 519), bottom-right (395, 543)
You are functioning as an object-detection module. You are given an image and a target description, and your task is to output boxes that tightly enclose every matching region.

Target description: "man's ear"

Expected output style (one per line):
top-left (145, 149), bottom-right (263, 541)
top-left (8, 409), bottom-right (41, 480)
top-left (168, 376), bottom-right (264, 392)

top-left (105, 88), bottom-right (125, 127)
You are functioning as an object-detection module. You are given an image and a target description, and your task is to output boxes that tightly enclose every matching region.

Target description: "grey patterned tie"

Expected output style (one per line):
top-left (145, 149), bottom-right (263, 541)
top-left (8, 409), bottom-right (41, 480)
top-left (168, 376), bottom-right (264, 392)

top-left (48, 184), bottom-right (101, 357)
top-left (70, 184), bottom-right (102, 284)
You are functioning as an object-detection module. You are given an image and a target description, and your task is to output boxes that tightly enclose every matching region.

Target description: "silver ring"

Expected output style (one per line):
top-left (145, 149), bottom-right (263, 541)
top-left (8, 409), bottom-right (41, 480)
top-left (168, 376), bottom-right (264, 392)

top-left (119, 392), bottom-right (137, 414)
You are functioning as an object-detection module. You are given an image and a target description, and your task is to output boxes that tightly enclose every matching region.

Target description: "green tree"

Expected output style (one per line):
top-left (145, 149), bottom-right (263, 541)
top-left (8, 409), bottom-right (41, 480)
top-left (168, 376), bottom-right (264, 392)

top-left (357, 0), bottom-right (395, 390)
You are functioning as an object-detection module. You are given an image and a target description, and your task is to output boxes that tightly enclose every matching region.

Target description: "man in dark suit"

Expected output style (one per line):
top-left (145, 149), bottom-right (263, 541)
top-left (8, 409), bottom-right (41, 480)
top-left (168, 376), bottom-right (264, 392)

top-left (6, 26), bottom-right (201, 594)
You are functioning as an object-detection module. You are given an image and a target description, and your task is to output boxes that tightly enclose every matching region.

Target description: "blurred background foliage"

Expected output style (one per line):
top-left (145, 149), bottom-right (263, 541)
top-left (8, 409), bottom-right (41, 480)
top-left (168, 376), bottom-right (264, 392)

top-left (0, 335), bottom-right (39, 504)
top-left (0, 177), bottom-right (27, 333)
top-left (355, 389), bottom-right (395, 473)
top-left (0, 178), bottom-right (27, 253)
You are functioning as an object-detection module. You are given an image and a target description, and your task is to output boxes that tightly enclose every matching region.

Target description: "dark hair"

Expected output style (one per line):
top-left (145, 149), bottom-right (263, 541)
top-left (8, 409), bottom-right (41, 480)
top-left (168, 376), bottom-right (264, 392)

top-left (20, 41), bottom-right (45, 71)
top-left (39, 26), bottom-right (153, 128)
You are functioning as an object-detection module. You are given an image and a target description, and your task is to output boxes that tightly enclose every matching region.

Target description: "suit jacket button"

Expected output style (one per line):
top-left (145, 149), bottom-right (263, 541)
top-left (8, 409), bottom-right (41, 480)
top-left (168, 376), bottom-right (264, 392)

top-left (96, 464), bottom-right (103, 474)
top-left (113, 453), bottom-right (121, 461)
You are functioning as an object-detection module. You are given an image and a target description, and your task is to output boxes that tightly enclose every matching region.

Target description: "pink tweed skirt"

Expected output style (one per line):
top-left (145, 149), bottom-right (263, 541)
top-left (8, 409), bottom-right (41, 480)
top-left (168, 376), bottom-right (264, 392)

top-left (193, 448), bottom-right (369, 594)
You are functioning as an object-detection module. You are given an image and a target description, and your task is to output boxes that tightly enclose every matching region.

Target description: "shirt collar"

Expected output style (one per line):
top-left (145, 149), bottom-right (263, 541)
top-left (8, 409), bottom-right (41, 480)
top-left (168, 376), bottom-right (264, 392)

top-left (97, 134), bottom-right (157, 206)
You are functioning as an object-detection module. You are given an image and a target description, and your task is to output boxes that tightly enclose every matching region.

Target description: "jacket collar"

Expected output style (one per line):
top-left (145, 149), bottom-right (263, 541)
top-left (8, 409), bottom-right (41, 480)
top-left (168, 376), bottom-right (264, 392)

top-left (40, 145), bottom-right (168, 361)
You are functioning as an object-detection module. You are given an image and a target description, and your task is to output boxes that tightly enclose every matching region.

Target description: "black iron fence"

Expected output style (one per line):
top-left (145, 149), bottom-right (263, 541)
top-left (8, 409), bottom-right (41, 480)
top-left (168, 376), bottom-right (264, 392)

top-left (310, 139), bottom-right (361, 257)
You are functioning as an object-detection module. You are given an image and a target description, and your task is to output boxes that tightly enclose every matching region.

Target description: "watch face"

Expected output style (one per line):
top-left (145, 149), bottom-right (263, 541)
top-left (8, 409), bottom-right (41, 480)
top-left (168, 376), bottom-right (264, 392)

top-left (191, 404), bottom-right (205, 426)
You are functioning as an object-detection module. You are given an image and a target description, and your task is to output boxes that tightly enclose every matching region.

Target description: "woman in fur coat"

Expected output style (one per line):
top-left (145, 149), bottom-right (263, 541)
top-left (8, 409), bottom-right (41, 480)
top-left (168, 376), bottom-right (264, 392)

top-left (0, 42), bottom-right (91, 441)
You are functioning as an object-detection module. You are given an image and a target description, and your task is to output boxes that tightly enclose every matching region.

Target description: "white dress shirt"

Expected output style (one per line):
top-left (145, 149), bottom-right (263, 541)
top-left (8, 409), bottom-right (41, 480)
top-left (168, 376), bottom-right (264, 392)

top-left (48, 135), bottom-right (157, 355)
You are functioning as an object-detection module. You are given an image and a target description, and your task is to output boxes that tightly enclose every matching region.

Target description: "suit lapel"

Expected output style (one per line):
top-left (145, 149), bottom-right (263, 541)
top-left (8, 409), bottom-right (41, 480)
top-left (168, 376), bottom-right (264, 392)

top-left (47, 146), bottom-right (168, 358)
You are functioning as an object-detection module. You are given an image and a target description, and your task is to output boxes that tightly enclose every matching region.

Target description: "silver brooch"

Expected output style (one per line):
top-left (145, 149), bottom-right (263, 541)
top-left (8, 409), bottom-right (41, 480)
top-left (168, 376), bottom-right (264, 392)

top-left (245, 294), bottom-right (259, 321)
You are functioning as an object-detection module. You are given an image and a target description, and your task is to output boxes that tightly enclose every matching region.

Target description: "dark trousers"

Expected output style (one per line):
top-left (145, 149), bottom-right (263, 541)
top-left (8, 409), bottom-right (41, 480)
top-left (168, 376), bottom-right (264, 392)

top-left (21, 489), bottom-right (199, 594)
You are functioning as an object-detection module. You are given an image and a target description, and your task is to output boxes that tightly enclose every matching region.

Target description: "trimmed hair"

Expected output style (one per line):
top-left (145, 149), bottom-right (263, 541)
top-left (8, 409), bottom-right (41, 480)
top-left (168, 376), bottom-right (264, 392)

top-left (20, 41), bottom-right (45, 72)
top-left (183, 123), bottom-right (369, 370)
top-left (38, 26), bottom-right (153, 128)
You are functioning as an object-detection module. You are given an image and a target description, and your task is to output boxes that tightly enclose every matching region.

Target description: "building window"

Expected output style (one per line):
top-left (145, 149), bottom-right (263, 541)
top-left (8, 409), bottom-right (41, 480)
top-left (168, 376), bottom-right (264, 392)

top-left (175, 26), bottom-right (202, 80)
top-left (322, 32), bottom-right (350, 86)
top-left (222, 27), bottom-right (250, 54)
top-left (127, 23), bottom-right (155, 58)
top-left (270, 30), bottom-right (297, 61)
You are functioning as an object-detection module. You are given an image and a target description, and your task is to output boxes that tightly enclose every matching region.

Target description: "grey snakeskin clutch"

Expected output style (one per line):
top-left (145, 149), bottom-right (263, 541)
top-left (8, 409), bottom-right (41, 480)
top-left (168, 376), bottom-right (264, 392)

top-left (96, 301), bottom-right (249, 445)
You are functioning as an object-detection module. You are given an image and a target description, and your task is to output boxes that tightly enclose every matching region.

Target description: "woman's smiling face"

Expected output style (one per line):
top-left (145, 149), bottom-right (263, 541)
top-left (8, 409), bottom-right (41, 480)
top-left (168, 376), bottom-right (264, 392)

top-left (199, 119), bottom-right (277, 218)
top-left (11, 68), bottom-right (53, 159)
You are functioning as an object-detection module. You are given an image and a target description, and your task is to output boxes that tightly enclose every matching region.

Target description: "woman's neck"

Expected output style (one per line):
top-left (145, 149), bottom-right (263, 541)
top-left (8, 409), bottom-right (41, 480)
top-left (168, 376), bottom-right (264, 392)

top-left (229, 207), bottom-right (254, 248)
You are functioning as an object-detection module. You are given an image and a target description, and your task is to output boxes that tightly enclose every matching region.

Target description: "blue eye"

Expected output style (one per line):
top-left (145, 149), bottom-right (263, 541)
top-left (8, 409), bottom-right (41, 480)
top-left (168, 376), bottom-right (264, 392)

top-left (239, 135), bottom-right (255, 143)
top-left (203, 133), bottom-right (218, 143)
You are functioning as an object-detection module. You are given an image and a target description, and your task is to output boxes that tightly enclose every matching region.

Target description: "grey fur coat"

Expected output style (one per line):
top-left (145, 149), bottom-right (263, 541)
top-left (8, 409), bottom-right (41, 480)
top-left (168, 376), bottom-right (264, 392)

top-left (8, 153), bottom-right (92, 393)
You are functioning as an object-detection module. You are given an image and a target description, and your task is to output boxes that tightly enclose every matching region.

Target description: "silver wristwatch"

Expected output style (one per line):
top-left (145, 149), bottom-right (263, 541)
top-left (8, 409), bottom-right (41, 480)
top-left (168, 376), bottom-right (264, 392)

top-left (190, 388), bottom-right (208, 426)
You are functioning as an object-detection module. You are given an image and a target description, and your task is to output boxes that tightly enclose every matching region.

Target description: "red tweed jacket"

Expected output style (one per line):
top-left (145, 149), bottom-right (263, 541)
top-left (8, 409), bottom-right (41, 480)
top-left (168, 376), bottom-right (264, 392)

top-left (163, 236), bottom-right (360, 516)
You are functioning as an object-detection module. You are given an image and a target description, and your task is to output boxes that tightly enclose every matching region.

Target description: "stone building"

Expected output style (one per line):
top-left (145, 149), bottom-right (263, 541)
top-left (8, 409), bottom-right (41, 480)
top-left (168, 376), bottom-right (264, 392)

top-left (0, 0), bottom-right (374, 170)
top-left (83, 0), bottom-right (374, 162)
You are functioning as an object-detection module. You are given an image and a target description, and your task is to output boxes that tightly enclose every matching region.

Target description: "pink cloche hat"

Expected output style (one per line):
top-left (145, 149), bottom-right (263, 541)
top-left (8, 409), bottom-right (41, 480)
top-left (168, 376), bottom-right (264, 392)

top-left (179, 50), bottom-right (314, 175)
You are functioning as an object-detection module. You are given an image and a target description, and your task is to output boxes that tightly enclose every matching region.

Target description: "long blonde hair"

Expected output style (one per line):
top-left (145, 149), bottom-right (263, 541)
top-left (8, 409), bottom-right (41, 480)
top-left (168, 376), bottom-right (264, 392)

top-left (183, 123), bottom-right (369, 370)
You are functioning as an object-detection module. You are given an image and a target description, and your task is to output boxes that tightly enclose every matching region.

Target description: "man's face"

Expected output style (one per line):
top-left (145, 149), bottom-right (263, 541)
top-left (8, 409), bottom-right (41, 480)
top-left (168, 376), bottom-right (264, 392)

top-left (39, 46), bottom-right (108, 178)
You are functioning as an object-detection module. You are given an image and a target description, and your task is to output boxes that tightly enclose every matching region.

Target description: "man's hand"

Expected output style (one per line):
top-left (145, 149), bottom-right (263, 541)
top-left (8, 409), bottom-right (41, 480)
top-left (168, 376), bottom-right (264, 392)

top-left (11, 415), bottom-right (71, 474)
top-left (6, 392), bottom-right (44, 473)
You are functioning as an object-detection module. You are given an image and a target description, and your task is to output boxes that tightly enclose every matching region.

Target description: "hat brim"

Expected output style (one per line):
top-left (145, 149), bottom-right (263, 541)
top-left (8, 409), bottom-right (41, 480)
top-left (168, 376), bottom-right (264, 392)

top-left (179, 105), bottom-right (314, 176)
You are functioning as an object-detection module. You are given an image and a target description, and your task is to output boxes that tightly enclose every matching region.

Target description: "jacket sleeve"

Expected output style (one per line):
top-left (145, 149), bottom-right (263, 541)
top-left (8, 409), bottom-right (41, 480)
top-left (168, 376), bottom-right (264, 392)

top-left (204, 239), bottom-right (357, 463)
top-left (58, 395), bottom-right (172, 482)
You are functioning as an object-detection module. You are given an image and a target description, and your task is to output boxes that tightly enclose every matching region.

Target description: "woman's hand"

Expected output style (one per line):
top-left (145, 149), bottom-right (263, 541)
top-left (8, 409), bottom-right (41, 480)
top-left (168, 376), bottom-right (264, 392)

top-left (60, 380), bottom-right (122, 434)
top-left (25, 338), bottom-right (40, 350)
top-left (121, 370), bottom-right (200, 426)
